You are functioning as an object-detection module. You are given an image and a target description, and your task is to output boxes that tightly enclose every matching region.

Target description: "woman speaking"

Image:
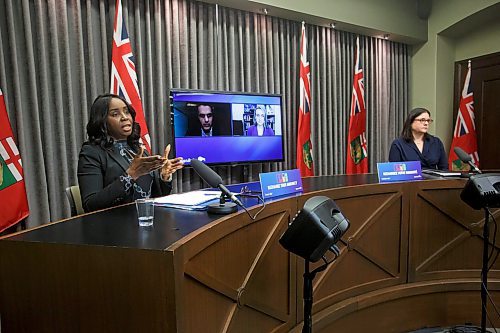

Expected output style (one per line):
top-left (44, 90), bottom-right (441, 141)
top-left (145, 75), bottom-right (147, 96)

top-left (78, 94), bottom-right (183, 212)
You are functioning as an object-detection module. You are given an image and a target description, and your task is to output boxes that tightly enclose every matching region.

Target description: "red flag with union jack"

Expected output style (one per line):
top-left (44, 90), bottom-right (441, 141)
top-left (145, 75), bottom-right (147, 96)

top-left (296, 22), bottom-right (314, 177)
top-left (0, 88), bottom-right (29, 232)
top-left (110, 0), bottom-right (151, 152)
top-left (346, 37), bottom-right (368, 174)
top-left (448, 60), bottom-right (479, 171)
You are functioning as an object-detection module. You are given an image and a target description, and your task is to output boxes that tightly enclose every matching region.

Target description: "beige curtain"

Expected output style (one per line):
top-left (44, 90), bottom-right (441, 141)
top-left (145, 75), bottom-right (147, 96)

top-left (0, 0), bottom-right (408, 228)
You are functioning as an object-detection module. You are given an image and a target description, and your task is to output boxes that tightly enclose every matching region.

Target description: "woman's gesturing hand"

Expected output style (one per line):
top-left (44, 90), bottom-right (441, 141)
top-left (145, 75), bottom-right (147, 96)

top-left (160, 144), bottom-right (184, 181)
top-left (126, 146), bottom-right (166, 180)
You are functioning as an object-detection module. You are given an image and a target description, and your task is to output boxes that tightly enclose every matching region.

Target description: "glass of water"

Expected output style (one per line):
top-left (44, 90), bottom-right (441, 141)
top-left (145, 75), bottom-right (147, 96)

top-left (135, 198), bottom-right (154, 227)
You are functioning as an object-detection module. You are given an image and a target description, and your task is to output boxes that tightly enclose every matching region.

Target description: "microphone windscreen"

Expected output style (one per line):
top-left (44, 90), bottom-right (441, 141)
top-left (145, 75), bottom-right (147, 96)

top-left (190, 159), bottom-right (223, 188)
top-left (454, 147), bottom-right (472, 163)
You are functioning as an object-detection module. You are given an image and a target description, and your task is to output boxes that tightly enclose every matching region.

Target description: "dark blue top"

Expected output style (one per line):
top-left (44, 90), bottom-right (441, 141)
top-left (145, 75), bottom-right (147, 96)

top-left (388, 135), bottom-right (448, 170)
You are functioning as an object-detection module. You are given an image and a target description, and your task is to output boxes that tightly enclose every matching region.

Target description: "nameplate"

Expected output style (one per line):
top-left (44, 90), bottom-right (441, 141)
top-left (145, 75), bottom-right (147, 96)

top-left (377, 161), bottom-right (423, 183)
top-left (259, 169), bottom-right (303, 198)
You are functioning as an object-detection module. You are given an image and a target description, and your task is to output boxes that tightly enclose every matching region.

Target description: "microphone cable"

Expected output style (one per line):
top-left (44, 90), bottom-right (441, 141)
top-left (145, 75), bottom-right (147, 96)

top-left (486, 208), bottom-right (499, 272)
top-left (480, 281), bottom-right (500, 332)
top-left (479, 208), bottom-right (500, 332)
top-left (469, 212), bottom-right (499, 260)
top-left (238, 192), bottom-right (266, 220)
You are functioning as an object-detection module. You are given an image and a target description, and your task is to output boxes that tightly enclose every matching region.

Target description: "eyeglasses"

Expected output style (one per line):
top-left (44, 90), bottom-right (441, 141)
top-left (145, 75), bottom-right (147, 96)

top-left (414, 118), bottom-right (433, 124)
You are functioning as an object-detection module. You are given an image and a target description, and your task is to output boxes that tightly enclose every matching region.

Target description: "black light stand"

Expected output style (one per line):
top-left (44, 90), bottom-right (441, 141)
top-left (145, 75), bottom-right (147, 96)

top-left (480, 208), bottom-right (490, 333)
top-left (279, 196), bottom-right (350, 333)
top-left (459, 173), bottom-right (500, 333)
top-left (302, 257), bottom-right (333, 333)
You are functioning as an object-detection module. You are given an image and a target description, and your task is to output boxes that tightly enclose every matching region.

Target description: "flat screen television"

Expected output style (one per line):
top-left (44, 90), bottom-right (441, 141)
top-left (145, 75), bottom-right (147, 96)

top-left (169, 89), bottom-right (284, 165)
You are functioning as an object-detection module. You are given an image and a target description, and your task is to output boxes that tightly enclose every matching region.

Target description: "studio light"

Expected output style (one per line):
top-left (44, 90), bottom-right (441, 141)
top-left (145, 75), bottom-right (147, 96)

top-left (459, 173), bottom-right (500, 332)
top-left (279, 196), bottom-right (350, 333)
top-left (460, 173), bottom-right (500, 210)
top-left (279, 196), bottom-right (349, 262)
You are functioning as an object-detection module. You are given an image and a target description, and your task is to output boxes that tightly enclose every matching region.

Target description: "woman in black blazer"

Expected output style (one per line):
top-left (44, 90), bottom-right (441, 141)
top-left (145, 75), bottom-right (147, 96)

top-left (78, 94), bottom-right (183, 212)
top-left (389, 107), bottom-right (448, 170)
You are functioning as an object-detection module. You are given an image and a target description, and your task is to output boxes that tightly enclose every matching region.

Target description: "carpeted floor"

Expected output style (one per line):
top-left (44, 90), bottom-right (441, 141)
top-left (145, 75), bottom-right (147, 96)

top-left (408, 326), bottom-right (498, 333)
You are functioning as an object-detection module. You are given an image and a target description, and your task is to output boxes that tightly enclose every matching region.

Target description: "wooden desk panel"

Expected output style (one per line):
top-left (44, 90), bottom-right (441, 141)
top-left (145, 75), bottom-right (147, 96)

top-left (0, 241), bottom-right (176, 333)
top-left (297, 182), bottom-right (409, 315)
top-left (409, 179), bottom-right (500, 281)
top-left (289, 178), bottom-right (500, 332)
top-left (172, 197), bottom-right (298, 333)
top-left (1, 176), bottom-right (499, 332)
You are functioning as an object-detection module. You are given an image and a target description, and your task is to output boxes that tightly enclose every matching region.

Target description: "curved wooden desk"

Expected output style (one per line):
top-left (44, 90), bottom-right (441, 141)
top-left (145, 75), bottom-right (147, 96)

top-left (0, 175), bottom-right (499, 332)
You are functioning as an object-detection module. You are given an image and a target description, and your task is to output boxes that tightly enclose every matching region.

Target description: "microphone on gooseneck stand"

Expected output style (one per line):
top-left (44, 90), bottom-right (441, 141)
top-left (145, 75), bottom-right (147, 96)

top-left (454, 147), bottom-right (482, 174)
top-left (190, 159), bottom-right (243, 214)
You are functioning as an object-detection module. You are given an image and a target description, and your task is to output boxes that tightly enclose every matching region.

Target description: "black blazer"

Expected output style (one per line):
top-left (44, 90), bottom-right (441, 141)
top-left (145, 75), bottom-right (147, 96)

top-left (185, 124), bottom-right (225, 136)
top-left (77, 143), bottom-right (172, 212)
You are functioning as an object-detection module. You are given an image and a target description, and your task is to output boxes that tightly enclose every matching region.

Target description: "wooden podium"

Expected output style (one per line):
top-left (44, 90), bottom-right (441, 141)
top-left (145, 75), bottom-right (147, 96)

top-left (1, 175), bottom-right (499, 332)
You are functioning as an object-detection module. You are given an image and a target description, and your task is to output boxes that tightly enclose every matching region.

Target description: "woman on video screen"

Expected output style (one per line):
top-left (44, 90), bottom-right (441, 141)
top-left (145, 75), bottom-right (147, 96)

top-left (246, 105), bottom-right (275, 136)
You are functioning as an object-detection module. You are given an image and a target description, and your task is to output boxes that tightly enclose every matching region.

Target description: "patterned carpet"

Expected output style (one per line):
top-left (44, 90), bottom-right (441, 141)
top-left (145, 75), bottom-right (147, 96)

top-left (408, 326), bottom-right (498, 333)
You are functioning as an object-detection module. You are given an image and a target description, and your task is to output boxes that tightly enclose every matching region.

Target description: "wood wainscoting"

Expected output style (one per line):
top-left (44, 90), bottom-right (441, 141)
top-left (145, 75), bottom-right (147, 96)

top-left (1, 177), bottom-right (498, 332)
top-left (289, 178), bottom-right (500, 332)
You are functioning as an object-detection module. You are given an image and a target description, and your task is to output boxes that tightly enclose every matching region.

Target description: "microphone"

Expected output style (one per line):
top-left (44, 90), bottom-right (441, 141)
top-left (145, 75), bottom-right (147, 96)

top-left (190, 159), bottom-right (223, 187)
top-left (190, 159), bottom-right (243, 212)
top-left (454, 147), bottom-right (481, 174)
top-left (218, 184), bottom-right (244, 207)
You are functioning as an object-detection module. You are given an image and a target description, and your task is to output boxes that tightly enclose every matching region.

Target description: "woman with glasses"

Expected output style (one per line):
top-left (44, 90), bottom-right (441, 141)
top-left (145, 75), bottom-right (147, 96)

top-left (389, 107), bottom-right (448, 170)
top-left (246, 105), bottom-right (275, 136)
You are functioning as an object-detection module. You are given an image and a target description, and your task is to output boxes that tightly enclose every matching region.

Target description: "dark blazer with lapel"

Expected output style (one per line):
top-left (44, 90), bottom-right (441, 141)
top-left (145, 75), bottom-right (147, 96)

top-left (185, 124), bottom-right (224, 136)
top-left (77, 143), bottom-right (172, 212)
top-left (388, 135), bottom-right (448, 170)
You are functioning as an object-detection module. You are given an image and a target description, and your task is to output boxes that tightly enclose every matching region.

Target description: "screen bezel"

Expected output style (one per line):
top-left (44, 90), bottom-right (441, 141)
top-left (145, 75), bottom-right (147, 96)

top-left (168, 88), bottom-right (285, 166)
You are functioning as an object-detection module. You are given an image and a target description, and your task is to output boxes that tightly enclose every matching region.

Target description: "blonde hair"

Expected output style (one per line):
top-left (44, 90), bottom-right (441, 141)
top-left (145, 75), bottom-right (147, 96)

top-left (253, 105), bottom-right (267, 126)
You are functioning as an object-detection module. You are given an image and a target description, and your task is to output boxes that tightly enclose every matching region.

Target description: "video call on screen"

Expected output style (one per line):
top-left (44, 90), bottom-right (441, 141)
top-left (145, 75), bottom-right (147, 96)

top-left (169, 90), bottom-right (284, 165)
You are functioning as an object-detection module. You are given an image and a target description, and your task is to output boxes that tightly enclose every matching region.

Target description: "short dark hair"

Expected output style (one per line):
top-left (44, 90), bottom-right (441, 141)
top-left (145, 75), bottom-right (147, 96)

top-left (401, 107), bottom-right (431, 142)
top-left (197, 104), bottom-right (213, 114)
top-left (86, 94), bottom-right (141, 150)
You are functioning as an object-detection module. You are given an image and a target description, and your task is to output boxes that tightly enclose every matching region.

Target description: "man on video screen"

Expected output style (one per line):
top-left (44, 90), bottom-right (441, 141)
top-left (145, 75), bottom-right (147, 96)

top-left (185, 104), bottom-right (230, 136)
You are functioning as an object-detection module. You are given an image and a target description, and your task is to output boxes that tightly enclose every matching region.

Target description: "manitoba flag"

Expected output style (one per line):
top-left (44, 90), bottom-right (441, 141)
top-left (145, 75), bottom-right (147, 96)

top-left (448, 60), bottom-right (479, 171)
top-left (110, 0), bottom-right (151, 152)
top-left (0, 88), bottom-right (29, 232)
top-left (296, 22), bottom-right (314, 177)
top-left (346, 37), bottom-right (368, 174)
